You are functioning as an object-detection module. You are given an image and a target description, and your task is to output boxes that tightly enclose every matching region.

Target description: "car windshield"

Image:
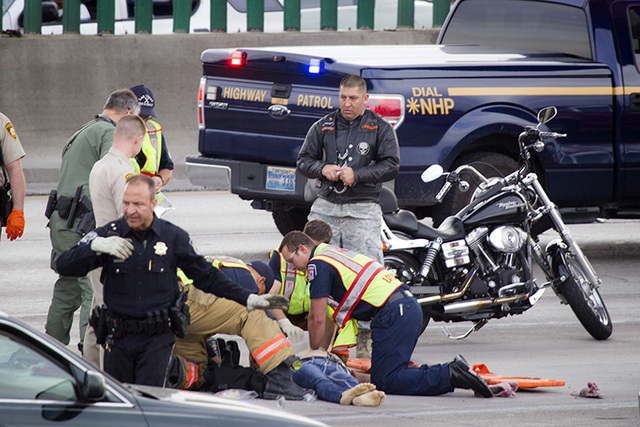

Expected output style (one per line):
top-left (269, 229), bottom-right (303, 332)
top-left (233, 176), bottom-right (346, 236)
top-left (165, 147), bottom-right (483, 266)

top-left (440, 0), bottom-right (592, 60)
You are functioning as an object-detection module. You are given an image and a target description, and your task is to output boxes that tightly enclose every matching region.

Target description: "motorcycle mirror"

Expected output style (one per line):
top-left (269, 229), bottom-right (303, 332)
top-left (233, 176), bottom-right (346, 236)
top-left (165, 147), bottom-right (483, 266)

top-left (537, 106), bottom-right (557, 125)
top-left (421, 165), bottom-right (444, 183)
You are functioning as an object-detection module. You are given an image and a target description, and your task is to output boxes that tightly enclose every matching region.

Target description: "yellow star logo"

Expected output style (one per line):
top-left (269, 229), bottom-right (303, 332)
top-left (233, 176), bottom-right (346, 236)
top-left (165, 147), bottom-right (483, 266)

top-left (407, 98), bottom-right (420, 115)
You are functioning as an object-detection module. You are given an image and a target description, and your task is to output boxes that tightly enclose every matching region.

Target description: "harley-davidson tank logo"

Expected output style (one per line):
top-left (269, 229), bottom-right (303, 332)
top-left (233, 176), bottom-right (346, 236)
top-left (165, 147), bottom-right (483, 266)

top-left (497, 200), bottom-right (525, 209)
top-left (268, 104), bottom-right (291, 120)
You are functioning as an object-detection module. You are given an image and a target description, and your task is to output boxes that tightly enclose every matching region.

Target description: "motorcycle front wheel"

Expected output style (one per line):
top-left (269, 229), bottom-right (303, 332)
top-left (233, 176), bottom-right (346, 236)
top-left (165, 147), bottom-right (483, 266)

top-left (551, 247), bottom-right (613, 340)
top-left (384, 251), bottom-right (431, 336)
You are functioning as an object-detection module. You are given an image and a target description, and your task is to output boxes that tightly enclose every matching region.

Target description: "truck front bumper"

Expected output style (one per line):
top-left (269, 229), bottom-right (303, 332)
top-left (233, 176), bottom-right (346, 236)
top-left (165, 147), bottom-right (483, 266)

top-left (185, 155), bottom-right (317, 204)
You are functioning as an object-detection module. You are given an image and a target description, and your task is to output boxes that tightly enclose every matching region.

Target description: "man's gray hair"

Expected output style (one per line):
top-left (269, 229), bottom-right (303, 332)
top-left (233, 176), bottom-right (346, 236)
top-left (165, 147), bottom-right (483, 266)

top-left (104, 89), bottom-right (140, 115)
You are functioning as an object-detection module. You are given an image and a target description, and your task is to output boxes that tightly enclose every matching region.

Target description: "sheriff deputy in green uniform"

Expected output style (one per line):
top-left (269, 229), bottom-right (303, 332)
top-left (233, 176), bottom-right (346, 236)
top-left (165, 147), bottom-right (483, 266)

top-left (45, 89), bottom-right (140, 351)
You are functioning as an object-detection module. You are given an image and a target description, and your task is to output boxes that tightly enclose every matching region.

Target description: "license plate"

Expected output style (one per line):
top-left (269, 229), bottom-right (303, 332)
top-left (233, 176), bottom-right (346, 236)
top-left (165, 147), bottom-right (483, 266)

top-left (266, 166), bottom-right (296, 192)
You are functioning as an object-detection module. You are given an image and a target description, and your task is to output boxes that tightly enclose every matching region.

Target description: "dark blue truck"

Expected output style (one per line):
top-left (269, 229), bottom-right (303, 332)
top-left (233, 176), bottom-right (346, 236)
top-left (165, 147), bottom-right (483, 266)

top-left (187, 0), bottom-right (640, 233)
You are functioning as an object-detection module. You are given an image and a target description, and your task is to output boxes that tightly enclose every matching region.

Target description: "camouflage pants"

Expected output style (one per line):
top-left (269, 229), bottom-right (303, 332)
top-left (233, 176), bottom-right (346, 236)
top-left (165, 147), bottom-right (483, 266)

top-left (308, 199), bottom-right (383, 264)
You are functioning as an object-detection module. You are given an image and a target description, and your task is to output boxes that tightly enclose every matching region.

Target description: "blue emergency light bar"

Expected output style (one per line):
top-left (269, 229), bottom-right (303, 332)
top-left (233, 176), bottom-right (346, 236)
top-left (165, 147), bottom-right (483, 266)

top-left (308, 59), bottom-right (324, 74)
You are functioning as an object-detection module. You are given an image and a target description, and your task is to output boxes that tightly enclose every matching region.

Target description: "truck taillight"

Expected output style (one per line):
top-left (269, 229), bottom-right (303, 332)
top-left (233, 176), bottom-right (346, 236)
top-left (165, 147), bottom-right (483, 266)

top-left (198, 77), bottom-right (206, 130)
top-left (366, 95), bottom-right (405, 128)
top-left (230, 50), bottom-right (247, 67)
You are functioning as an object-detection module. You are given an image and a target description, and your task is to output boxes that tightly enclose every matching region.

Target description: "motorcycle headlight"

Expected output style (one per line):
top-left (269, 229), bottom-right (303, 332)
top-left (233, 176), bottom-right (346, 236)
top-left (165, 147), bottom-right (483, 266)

top-left (488, 226), bottom-right (527, 253)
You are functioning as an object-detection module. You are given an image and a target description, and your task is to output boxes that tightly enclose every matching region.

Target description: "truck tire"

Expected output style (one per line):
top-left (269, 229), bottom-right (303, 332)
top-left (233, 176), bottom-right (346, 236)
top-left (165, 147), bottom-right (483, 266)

top-left (272, 205), bottom-right (310, 236)
top-left (431, 152), bottom-right (518, 227)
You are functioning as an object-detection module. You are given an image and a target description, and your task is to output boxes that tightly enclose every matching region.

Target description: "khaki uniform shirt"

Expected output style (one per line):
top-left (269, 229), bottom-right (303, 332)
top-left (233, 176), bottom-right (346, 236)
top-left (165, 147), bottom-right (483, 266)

top-left (89, 147), bottom-right (135, 227)
top-left (0, 112), bottom-right (26, 186)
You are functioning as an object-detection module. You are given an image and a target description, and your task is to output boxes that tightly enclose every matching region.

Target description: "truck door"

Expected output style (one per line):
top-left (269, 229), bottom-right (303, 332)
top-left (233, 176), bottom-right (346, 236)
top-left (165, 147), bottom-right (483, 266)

top-left (614, 2), bottom-right (640, 201)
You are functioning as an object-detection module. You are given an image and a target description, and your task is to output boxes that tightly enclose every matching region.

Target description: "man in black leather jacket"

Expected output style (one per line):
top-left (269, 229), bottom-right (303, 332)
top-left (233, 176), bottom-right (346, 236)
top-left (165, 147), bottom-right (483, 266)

top-left (297, 74), bottom-right (400, 265)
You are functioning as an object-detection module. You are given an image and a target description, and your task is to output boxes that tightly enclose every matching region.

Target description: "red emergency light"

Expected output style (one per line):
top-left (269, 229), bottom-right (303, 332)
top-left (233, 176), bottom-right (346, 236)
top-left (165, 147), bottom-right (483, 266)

top-left (230, 51), bottom-right (247, 67)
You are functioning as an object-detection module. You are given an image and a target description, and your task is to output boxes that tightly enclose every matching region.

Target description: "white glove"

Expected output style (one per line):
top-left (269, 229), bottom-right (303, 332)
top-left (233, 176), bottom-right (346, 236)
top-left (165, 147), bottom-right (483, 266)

top-left (90, 236), bottom-right (134, 260)
top-left (246, 294), bottom-right (289, 312)
top-left (277, 318), bottom-right (305, 342)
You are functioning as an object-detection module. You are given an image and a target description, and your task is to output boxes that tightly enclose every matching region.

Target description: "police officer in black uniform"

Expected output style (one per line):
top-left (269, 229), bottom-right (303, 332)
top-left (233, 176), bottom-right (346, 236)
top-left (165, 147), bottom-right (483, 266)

top-left (56, 175), bottom-right (288, 386)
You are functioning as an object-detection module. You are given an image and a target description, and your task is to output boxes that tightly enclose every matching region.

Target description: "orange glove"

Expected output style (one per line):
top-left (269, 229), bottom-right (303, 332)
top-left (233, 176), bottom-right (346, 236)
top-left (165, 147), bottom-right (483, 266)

top-left (6, 209), bottom-right (24, 241)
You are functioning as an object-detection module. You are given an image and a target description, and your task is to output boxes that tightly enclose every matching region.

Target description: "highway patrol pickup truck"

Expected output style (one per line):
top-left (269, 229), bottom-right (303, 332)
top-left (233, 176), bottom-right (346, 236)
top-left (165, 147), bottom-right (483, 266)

top-left (187, 0), bottom-right (640, 234)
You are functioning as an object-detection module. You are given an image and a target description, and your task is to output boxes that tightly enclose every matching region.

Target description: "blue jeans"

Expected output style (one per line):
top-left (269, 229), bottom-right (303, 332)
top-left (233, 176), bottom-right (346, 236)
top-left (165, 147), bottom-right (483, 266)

top-left (292, 356), bottom-right (359, 403)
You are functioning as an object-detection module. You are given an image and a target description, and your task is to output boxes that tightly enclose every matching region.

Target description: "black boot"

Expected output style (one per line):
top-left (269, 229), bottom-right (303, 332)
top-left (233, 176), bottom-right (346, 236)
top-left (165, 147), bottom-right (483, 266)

top-left (448, 355), bottom-right (493, 398)
top-left (263, 356), bottom-right (313, 401)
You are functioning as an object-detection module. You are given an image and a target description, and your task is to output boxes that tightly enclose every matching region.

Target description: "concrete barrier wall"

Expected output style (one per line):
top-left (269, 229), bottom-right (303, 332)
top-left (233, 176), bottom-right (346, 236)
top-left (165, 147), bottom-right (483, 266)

top-left (0, 29), bottom-right (439, 191)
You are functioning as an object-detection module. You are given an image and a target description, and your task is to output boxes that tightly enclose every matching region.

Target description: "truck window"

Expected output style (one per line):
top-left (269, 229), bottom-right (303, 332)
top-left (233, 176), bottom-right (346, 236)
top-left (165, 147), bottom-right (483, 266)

top-left (440, 0), bottom-right (592, 60)
top-left (300, 0), bottom-right (357, 7)
top-left (3, 0), bottom-right (19, 14)
top-left (228, 0), bottom-right (284, 13)
top-left (629, 7), bottom-right (640, 68)
top-left (126, 0), bottom-right (200, 17)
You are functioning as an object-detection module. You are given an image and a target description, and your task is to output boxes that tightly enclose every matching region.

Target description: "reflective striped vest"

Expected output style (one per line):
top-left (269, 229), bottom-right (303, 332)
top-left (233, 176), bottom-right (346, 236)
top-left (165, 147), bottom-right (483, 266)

top-left (311, 244), bottom-right (402, 328)
top-left (271, 249), bottom-right (310, 315)
top-left (205, 255), bottom-right (247, 271)
top-left (131, 119), bottom-right (163, 176)
top-left (272, 249), bottom-right (357, 348)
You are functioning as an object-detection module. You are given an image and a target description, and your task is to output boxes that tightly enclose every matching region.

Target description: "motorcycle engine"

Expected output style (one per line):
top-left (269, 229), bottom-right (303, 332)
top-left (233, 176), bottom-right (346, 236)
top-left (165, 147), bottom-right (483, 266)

top-left (469, 268), bottom-right (523, 297)
top-left (464, 226), bottom-right (527, 297)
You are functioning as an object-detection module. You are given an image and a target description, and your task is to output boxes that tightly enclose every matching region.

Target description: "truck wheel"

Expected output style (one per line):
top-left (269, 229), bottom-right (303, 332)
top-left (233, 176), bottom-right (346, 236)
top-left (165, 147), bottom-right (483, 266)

top-left (272, 206), bottom-right (310, 236)
top-left (431, 152), bottom-right (518, 227)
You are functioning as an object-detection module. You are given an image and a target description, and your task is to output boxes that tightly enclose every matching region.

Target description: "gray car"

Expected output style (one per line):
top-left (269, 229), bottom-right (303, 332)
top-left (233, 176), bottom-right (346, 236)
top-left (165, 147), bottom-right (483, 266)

top-left (0, 311), bottom-right (326, 426)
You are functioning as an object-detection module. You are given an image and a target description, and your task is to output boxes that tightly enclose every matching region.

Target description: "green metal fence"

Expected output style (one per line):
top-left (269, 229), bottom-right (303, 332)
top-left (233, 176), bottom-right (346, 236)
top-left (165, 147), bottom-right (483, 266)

top-left (20, 0), bottom-right (450, 35)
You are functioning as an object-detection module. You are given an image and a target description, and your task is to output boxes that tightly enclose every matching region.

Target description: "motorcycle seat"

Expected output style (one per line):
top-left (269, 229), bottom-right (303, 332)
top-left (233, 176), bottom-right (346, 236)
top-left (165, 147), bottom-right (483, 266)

top-left (383, 210), bottom-right (419, 234)
top-left (414, 216), bottom-right (465, 241)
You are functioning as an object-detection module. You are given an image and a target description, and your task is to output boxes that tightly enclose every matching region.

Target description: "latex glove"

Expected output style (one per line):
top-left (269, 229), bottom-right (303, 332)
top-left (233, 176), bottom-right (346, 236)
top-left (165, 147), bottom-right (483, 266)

top-left (90, 236), bottom-right (133, 260)
top-left (5, 209), bottom-right (24, 240)
top-left (277, 318), bottom-right (304, 342)
top-left (246, 294), bottom-right (289, 312)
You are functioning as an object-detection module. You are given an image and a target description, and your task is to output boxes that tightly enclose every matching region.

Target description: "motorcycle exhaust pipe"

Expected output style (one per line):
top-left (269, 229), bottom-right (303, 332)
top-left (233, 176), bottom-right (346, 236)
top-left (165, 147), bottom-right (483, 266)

top-left (416, 268), bottom-right (477, 306)
top-left (443, 294), bottom-right (528, 314)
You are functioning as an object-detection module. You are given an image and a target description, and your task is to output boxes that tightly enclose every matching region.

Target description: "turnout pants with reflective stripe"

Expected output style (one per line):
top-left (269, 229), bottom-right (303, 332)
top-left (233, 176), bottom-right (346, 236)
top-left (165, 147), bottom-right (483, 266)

top-left (173, 295), bottom-right (293, 389)
top-left (370, 296), bottom-right (453, 396)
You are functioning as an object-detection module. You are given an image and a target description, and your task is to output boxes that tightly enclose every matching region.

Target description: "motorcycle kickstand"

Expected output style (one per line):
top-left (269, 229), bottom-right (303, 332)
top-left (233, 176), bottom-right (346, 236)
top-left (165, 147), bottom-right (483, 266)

top-left (443, 319), bottom-right (489, 340)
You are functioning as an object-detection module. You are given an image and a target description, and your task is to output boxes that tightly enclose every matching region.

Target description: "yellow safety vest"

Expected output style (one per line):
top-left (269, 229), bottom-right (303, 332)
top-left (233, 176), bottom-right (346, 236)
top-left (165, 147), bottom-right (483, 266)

top-left (131, 119), bottom-right (163, 176)
top-left (311, 244), bottom-right (402, 329)
top-left (205, 255), bottom-right (248, 271)
top-left (271, 248), bottom-right (357, 349)
top-left (270, 249), bottom-right (310, 315)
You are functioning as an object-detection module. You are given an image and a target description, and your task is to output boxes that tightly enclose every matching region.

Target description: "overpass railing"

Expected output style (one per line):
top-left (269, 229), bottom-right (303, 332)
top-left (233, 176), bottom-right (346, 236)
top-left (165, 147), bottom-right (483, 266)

top-left (15, 0), bottom-right (450, 34)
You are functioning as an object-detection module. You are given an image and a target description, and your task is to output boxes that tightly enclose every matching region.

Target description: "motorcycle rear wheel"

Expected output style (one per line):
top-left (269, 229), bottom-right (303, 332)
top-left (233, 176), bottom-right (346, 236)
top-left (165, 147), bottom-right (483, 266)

top-left (384, 251), bottom-right (431, 336)
top-left (551, 248), bottom-right (613, 340)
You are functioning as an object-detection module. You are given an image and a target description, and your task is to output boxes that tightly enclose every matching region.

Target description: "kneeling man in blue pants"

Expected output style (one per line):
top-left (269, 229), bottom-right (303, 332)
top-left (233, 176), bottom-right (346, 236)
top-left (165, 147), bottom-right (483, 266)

top-left (279, 231), bottom-right (492, 398)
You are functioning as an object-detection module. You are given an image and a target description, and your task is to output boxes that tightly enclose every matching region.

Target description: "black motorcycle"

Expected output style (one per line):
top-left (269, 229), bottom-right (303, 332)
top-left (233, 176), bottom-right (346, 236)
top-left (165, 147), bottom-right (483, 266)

top-left (382, 106), bottom-right (612, 340)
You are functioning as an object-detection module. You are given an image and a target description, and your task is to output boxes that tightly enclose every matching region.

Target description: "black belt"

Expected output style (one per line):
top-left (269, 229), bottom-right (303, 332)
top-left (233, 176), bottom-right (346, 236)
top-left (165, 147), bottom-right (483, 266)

top-left (386, 289), bottom-right (413, 305)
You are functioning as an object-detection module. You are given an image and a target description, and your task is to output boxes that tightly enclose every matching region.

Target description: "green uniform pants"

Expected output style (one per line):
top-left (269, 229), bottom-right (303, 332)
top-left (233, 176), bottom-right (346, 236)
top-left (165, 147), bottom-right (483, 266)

top-left (46, 213), bottom-right (92, 346)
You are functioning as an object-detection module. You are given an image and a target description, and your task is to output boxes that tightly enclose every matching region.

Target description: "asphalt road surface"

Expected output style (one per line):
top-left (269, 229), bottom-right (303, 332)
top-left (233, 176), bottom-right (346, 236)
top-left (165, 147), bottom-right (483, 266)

top-left (1, 191), bottom-right (639, 426)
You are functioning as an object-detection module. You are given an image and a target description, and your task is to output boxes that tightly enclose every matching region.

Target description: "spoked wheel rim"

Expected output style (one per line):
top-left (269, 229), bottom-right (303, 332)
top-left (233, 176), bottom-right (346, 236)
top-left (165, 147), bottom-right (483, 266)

top-left (564, 254), bottom-right (610, 326)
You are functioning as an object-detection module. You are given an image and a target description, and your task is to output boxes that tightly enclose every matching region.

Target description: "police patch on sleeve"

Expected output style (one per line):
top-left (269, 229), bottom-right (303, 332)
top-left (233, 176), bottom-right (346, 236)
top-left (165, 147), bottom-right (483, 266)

top-left (307, 264), bottom-right (316, 281)
top-left (78, 231), bottom-right (98, 246)
top-left (5, 122), bottom-right (17, 140)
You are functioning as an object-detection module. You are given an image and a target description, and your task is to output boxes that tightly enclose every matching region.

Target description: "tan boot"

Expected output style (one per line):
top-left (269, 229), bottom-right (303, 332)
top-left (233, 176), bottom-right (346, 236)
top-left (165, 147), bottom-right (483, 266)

top-left (355, 330), bottom-right (372, 359)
